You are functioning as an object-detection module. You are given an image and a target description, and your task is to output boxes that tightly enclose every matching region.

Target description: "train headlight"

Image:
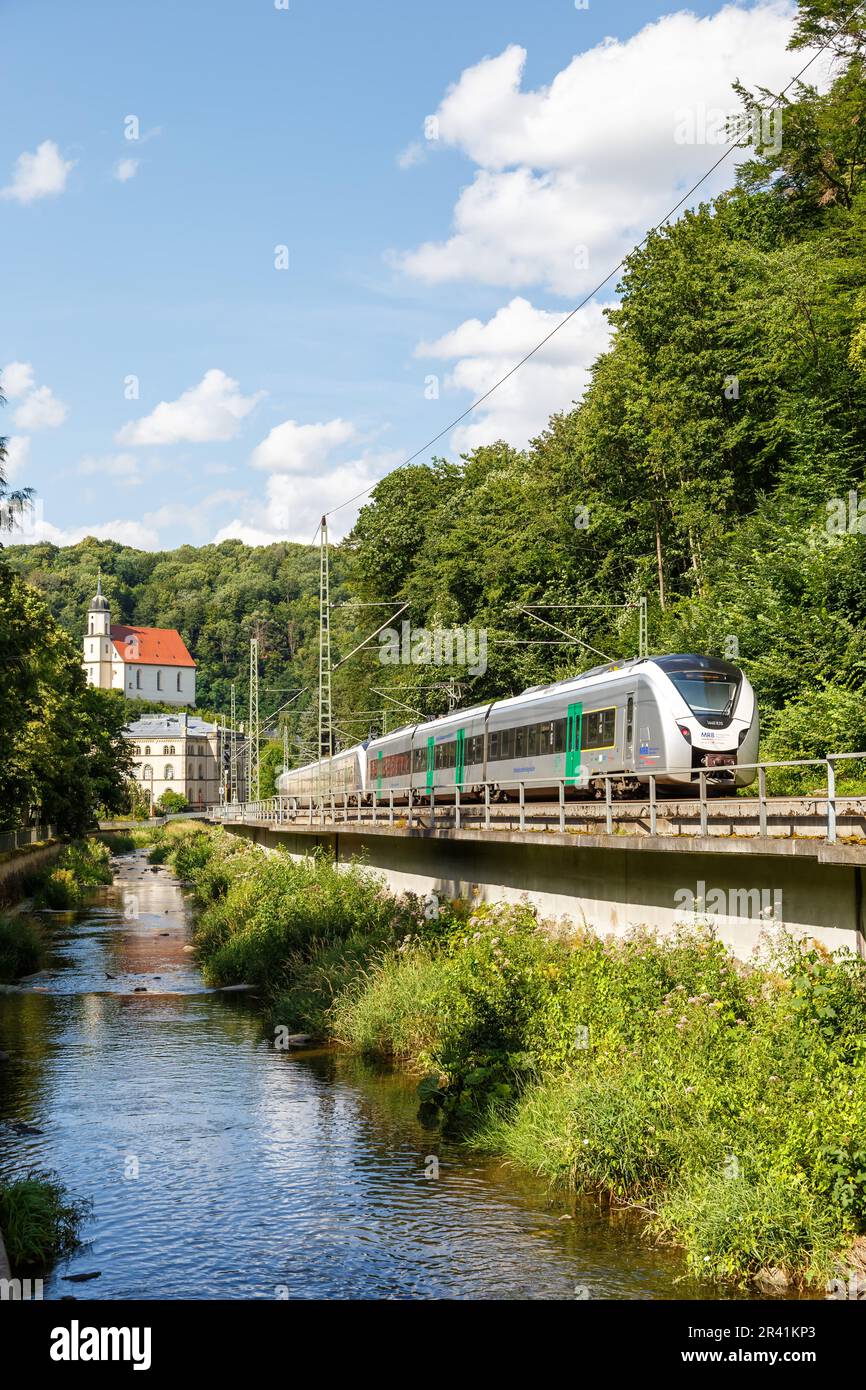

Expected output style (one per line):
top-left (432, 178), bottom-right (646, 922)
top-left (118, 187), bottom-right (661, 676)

top-left (677, 723), bottom-right (692, 744)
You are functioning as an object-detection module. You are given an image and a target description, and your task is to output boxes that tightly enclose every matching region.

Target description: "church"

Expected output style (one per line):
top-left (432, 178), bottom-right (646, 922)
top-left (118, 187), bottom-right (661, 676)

top-left (82, 577), bottom-right (197, 707)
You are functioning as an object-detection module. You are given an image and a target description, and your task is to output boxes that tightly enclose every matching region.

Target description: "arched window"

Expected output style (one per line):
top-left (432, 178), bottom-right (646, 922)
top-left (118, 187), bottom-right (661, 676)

top-left (198, 763), bottom-right (203, 780)
top-left (136, 669), bottom-right (142, 689)
top-left (188, 763), bottom-right (193, 780)
top-left (142, 764), bottom-right (153, 780)
top-left (164, 764), bottom-right (174, 780)
top-left (169, 745), bottom-right (175, 755)
top-left (163, 745), bottom-right (169, 756)
top-left (144, 746), bottom-right (150, 756)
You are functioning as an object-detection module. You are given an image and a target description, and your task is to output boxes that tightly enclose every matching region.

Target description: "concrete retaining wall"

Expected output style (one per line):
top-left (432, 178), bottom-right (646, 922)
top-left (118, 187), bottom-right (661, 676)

top-left (0, 842), bottom-right (64, 906)
top-left (223, 822), bottom-right (865, 960)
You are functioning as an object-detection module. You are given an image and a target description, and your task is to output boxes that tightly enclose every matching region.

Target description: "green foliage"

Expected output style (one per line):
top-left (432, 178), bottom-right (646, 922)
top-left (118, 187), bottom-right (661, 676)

top-left (0, 1171), bottom-right (90, 1268)
top-left (0, 914), bottom-right (44, 981)
top-left (0, 563), bottom-right (133, 835)
top-left (32, 839), bottom-right (113, 908)
top-left (156, 789), bottom-right (189, 814)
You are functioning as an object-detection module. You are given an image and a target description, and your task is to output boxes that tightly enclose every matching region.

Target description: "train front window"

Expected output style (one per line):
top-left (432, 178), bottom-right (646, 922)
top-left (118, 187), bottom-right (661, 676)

top-left (669, 673), bottom-right (738, 717)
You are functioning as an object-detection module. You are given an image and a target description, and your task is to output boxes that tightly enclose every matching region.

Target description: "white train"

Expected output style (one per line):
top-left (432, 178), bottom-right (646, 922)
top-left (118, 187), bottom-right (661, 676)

top-left (277, 654), bottom-right (759, 803)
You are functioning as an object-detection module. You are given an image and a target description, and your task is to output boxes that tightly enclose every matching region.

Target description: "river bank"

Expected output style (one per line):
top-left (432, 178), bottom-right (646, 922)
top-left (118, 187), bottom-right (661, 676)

top-left (153, 819), bottom-right (866, 1295)
top-left (0, 843), bottom-right (744, 1298)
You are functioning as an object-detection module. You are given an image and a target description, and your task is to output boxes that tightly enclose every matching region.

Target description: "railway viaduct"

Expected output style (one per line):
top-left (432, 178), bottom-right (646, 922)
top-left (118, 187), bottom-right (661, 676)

top-left (211, 795), bottom-right (866, 960)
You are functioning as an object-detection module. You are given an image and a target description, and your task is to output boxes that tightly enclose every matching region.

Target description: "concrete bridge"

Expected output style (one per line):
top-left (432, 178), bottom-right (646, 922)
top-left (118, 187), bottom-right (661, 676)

top-left (210, 776), bottom-right (866, 960)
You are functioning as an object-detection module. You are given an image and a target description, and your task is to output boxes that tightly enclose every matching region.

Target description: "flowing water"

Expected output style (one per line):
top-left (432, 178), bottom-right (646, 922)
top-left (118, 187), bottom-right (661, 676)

top-left (0, 849), bottom-right (783, 1301)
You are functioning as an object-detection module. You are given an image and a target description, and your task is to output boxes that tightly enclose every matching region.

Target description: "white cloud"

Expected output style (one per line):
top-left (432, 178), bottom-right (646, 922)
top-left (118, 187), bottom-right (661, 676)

top-left (8, 504), bottom-right (161, 550)
top-left (397, 4), bottom-right (816, 296)
top-left (1, 139), bottom-right (75, 204)
top-left (13, 384), bottom-right (67, 430)
top-left (3, 435), bottom-right (31, 480)
top-left (116, 369), bottom-right (265, 445)
top-left (398, 142), bottom-right (425, 170)
top-left (416, 296), bottom-right (612, 451)
top-left (114, 157), bottom-right (139, 182)
top-left (250, 417), bottom-right (356, 473)
top-left (1, 361), bottom-right (36, 398)
top-left (215, 451), bottom-right (401, 545)
top-left (79, 452), bottom-right (141, 484)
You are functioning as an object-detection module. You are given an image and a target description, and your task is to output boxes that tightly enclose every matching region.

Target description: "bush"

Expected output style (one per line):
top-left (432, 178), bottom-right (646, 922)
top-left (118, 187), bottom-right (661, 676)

top-left (156, 789), bottom-right (189, 814)
top-left (0, 915), bottom-right (44, 981)
top-left (761, 684), bottom-right (866, 793)
top-left (0, 1171), bottom-right (90, 1267)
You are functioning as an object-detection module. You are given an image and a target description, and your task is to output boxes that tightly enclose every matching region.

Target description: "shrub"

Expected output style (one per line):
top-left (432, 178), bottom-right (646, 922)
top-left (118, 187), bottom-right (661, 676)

top-left (156, 789), bottom-right (189, 814)
top-left (0, 915), bottom-right (44, 981)
top-left (0, 1171), bottom-right (90, 1267)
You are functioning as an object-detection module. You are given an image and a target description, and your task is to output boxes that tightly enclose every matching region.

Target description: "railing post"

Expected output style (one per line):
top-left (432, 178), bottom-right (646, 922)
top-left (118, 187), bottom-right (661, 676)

top-left (309, 795), bottom-right (313, 827)
top-left (827, 758), bottom-right (837, 844)
top-left (758, 765), bottom-right (767, 838)
top-left (372, 791), bottom-right (378, 826)
top-left (430, 783), bottom-right (435, 826)
top-left (389, 789), bottom-right (394, 827)
top-left (455, 783), bottom-right (461, 831)
top-left (649, 774), bottom-right (657, 836)
top-left (408, 789), bottom-right (414, 830)
top-left (484, 782), bottom-right (491, 830)
top-left (558, 779), bottom-right (565, 833)
top-left (343, 792), bottom-right (348, 825)
top-left (330, 793), bottom-right (335, 826)
top-left (357, 793), bottom-right (362, 824)
top-left (519, 782), bottom-right (525, 832)
top-left (699, 770), bottom-right (708, 837)
top-left (604, 776), bottom-right (613, 835)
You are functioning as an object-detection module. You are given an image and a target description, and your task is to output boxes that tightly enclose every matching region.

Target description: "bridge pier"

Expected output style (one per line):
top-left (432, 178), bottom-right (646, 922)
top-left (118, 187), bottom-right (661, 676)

top-left (218, 820), bottom-right (866, 960)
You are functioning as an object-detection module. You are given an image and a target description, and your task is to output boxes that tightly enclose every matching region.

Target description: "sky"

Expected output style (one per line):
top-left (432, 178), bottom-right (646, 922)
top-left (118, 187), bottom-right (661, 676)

top-left (0, 0), bottom-right (812, 549)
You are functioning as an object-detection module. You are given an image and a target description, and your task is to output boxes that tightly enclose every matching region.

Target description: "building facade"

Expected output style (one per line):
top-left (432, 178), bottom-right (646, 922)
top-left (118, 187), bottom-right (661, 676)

top-left (125, 714), bottom-right (224, 810)
top-left (83, 578), bottom-right (196, 706)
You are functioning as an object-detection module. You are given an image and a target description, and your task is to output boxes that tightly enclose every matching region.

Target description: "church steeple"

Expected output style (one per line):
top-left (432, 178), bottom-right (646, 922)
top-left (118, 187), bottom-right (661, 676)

top-left (88, 571), bottom-right (110, 636)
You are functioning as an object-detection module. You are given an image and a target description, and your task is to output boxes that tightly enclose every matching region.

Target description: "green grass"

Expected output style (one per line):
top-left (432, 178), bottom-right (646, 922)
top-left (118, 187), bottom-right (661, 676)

top-left (0, 915), bottom-right (44, 982)
top-left (0, 1171), bottom-right (90, 1268)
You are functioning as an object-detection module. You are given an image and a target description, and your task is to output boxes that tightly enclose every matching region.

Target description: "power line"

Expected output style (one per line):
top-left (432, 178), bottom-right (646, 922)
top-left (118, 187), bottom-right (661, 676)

top-left (318, 21), bottom-right (850, 529)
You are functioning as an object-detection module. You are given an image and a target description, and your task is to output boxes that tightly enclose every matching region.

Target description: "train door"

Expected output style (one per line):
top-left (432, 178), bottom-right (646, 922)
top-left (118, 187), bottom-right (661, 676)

top-left (426, 736), bottom-right (435, 793)
top-left (455, 728), bottom-right (465, 788)
top-left (565, 702), bottom-right (583, 785)
top-left (625, 693), bottom-right (635, 767)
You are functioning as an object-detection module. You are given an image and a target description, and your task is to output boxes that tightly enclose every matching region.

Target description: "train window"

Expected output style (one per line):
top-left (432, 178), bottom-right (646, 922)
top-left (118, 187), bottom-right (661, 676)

top-left (490, 730), bottom-right (500, 759)
top-left (626, 697), bottom-right (634, 746)
top-left (540, 720), bottom-right (555, 753)
top-left (502, 727), bottom-right (513, 759)
top-left (582, 707), bottom-right (616, 749)
top-left (515, 726), bottom-right (526, 758)
top-left (527, 724), bottom-right (538, 757)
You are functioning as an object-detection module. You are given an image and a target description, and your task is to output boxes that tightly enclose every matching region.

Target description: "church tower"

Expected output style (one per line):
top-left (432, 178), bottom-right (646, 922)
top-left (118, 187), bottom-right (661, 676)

top-left (83, 574), bottom-right (114, 690)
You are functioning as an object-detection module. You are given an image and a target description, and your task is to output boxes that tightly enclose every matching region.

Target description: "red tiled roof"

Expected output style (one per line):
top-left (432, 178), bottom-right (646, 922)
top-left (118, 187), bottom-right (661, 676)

top-left (110, 624), bottom-right (196, 668)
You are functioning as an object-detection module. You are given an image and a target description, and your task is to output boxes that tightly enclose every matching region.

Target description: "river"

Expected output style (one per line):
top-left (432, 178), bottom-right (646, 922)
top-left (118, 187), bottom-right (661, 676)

top-left (0, 848), bottom-right (770, 1301)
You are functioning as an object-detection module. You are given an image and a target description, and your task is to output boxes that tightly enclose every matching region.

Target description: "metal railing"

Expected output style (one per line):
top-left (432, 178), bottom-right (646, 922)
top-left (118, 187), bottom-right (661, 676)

top-left (210, 753), bottom-right (866, 846)
top-left (0, 824), bottom-right (59, 854)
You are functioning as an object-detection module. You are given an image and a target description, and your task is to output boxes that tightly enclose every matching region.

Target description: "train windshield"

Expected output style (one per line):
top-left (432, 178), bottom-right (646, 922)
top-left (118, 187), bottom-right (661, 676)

top-left (668, 672), bottom-right (738, 717)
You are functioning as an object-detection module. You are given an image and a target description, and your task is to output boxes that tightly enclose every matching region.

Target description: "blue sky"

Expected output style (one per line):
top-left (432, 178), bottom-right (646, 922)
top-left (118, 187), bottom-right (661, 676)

top-left (1, 0), bottom-right (805, 548)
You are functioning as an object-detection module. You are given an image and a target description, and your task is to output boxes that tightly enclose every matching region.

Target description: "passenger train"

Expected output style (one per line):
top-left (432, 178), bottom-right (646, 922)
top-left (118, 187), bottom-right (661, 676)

top-left (277, 654), bottom-right (759, 805)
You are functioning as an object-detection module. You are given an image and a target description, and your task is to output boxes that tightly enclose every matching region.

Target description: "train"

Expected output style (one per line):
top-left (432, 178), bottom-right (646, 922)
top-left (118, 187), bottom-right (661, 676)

top-left (276, 653), bottom-right (759, 805)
